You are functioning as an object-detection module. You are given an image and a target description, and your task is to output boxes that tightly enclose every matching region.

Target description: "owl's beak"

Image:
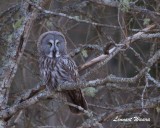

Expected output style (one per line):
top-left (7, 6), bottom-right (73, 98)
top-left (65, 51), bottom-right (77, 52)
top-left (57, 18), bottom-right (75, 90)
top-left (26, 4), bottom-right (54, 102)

top-left (47, 48), bottom-right (56, 58)
top-left (52, 49), bottom-right (56, 57)
top-left (48, 48), bottom-right (59, 58)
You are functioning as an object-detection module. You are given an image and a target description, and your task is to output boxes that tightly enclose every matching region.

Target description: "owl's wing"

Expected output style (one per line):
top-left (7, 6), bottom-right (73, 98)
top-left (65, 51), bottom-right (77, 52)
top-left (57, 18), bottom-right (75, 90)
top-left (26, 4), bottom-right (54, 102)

top-left (57, 56), bottom-right (79, 83)
top-left (57, 56), bottom-right (88, 114)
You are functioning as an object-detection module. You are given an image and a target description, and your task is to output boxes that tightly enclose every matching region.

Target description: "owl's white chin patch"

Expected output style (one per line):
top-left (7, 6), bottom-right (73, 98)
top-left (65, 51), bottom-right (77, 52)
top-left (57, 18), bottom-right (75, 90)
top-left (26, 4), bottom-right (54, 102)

top-left (47, 52), bottom-right (60, 58)
top-left (56, 52), bottom-right (60, 57)
top-left (47, 52), bottom-right (53, 58)
top-left (56, 54), bottom-right (60, 57)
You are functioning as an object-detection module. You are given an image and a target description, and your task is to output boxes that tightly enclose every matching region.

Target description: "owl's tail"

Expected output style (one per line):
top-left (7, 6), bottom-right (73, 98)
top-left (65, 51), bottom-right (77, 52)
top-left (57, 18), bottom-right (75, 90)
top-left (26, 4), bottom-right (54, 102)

top-left (66, 89), bottom-right (88, 114)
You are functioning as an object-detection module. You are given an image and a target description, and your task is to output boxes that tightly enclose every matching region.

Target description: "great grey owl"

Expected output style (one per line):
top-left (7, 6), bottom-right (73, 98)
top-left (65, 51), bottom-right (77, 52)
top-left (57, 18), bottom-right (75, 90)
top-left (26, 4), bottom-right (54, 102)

top-left (37, 31), bottom-right (88, 114)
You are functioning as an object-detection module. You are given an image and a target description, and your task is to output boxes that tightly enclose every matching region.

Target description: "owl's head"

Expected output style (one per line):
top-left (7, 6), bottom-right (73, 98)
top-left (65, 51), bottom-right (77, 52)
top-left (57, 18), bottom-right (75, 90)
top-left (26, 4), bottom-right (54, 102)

top-left (37, 31), bottom-right (67, 58)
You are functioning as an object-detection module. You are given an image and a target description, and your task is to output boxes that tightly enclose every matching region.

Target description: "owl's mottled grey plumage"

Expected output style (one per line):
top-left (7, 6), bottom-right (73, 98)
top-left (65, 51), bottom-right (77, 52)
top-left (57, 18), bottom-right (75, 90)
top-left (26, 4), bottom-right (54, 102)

top-left (37, 31), bottom-right (87, 113)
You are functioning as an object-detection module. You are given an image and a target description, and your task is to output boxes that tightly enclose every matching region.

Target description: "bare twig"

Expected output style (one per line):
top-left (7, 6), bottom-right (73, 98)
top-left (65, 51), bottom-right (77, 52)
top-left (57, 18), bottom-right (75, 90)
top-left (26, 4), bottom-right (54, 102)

top-left (141, 73), bottom-right (149, 114)
top-left (147, 73), bottom-right (160, 87)
top-left (89, 0), bottom-right (160, 26)
top-left (54, 99), bottom-right (93, 118)
top-left (0, 4), bottom-right (20, 19)
top-left (27, 1), bottom-right (121, 29)
top-left (81, 25), bottom-right (157, 77)
top-left (69, 44), bottom-right (103, 57)
top-left (79, 94), bottom-right (160, 127)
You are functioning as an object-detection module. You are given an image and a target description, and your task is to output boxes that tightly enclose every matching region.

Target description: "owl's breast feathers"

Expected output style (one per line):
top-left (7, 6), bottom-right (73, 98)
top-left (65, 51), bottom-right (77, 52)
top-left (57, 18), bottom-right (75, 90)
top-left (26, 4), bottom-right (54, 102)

top-left (55, 55), bottom-right (79, 83)
top-left (40, 55), bottom-right (79, 89)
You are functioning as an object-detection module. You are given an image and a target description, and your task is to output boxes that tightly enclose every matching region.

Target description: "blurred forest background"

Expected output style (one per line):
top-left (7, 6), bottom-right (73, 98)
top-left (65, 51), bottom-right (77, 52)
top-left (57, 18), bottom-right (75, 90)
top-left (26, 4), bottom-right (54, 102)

top-left (0, 0), bottom-right (160, 128)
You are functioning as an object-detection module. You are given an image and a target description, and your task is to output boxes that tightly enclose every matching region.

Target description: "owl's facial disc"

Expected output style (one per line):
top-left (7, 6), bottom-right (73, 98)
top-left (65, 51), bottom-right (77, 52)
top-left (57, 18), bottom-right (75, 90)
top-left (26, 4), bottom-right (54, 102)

top-left (47, 39), bottom-right (60, 58)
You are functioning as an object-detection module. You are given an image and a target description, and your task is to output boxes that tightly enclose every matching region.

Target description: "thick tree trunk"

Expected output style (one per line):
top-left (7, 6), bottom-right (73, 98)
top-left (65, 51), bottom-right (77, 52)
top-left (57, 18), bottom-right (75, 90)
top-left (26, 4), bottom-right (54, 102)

top-left (0, 1), bottom-right (48, 127)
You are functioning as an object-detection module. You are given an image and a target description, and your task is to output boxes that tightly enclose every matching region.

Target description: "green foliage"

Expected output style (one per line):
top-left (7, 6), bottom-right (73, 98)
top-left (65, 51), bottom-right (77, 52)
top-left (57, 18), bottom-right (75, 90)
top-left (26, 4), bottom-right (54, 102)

top-left (7, 34), bottom-right (13, 42)
top-left (13, 17), bottom-right (24, 29)
top-left (74, 16), bottom-right (80, 20)
top-left (81, 49), bottom-right (88, 58)
top-left (156, 106), bottom-right (160, 113)
top-left (83, 87), bottom-right (98, 97)
top-left (143, 18), bottom-right (150, 26)
top-left (120, 0), bottom-right (130, 12)
top-left (46, 21), bottom-right (53, 28)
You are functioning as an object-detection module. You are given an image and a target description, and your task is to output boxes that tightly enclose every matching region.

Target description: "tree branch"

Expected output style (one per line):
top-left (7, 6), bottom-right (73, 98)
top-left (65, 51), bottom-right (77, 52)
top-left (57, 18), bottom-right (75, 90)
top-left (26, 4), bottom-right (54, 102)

top-left (89, 0), bottom-right (160, 26)
top-left (81, 24), bottom-right (157, 77)
top-left (79, 95), bottom-right (160, 128)
top-left (27, 1), bottom-right (121, 29)
top-left (0, 0), bottom-right (48, 126)
top-left (1, 48), bottom-right (160, 120)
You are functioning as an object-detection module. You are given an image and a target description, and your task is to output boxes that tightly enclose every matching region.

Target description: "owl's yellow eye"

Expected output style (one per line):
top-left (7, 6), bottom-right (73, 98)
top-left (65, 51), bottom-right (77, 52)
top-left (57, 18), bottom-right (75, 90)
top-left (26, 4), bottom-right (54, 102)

top-left (48, 42), bottom-right (52, 47)
top-left (56, 41), bottom-right (60, 45)
top-left (48, 39), bottom-right (54, 47)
